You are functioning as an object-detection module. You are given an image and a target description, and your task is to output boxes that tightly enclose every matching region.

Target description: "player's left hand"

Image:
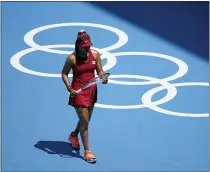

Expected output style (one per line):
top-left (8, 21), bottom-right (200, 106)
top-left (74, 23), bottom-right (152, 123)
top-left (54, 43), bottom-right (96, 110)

top-left (102, 78), bottom-right (108, 84)
top-left (99, 73), bottom-right (108, 84)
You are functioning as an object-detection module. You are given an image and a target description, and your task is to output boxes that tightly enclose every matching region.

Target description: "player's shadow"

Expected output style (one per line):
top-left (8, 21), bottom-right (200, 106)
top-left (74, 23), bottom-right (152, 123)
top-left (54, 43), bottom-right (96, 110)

top-left (34, 141), bottom-right (83, 159)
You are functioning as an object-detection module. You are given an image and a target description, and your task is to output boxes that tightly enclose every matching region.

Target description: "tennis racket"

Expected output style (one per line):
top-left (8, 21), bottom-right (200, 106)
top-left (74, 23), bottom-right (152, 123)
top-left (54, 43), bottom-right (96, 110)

top-left (75, 72), bottom-right (110, 94)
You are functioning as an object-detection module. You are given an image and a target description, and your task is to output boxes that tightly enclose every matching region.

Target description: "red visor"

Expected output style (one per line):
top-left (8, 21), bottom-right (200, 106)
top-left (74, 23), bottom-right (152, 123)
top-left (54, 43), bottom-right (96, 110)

top-left (78, 39), bottom-right (92, 47)
top-left (77, 30), bottom-right (92, 47)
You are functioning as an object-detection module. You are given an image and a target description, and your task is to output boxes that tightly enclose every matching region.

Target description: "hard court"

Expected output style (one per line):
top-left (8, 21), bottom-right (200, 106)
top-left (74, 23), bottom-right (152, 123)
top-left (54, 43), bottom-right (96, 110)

top-left (2, 2), bottom-right (209, 172)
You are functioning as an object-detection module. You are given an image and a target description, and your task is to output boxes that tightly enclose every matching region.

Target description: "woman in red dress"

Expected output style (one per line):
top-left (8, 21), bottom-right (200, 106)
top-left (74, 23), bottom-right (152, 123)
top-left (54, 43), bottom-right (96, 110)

top-left (62, 30), bottom-right (107, 163)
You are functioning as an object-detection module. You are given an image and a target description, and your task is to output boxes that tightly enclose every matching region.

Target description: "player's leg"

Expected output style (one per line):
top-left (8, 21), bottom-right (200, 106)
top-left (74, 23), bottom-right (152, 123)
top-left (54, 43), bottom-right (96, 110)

top-left (74, 107), bottom-right (90, 151)
top-left (71, 105), bottom-right (94, 137)
top-left (71, 108), bottom-right (80, 136)
top-left (88, 105), bottom-right (94, 121)
top-left (68, 107), bottom-right (83, 150)
top-left (77, 107), bottom-right (96, 163)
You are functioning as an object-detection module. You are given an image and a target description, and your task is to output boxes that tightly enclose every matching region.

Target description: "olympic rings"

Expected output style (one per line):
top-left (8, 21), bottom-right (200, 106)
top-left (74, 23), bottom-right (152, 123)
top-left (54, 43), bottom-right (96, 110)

top-left (24, 22), bottom-right (129, 54)
top-left (10, 45), bottom-right (117, 77)
top-left (141, 82), bottom-right (209, 117)
top-left (108, 52), bottom-right (188, 85)
top-left (10, 22), bottom-right (208, 118)
top-left (95, 74), bottom-right (177, 109)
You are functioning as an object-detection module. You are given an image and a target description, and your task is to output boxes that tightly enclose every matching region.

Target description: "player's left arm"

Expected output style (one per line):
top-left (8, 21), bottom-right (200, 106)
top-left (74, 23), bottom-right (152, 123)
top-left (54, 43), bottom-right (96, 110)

top-left (94, 50), bottom-right (108, 84)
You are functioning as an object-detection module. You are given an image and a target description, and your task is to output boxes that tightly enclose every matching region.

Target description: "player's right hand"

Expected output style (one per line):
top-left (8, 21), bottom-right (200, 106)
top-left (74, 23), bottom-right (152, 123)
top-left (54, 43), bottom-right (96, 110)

top-left (67, 86), bottom-right (77, 97)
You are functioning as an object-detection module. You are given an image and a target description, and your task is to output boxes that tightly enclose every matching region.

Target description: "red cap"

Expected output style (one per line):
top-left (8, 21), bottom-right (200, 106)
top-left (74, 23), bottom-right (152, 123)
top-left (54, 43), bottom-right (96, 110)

top-left (77, 30), bottom-right (92, 47)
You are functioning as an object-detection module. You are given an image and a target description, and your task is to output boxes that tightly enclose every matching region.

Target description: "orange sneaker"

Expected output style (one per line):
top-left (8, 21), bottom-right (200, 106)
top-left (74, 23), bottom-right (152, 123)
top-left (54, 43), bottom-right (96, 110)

top-left (68, 132), bottom-right (80, 150)
top-left (84, 150), bottom-right (97, 163)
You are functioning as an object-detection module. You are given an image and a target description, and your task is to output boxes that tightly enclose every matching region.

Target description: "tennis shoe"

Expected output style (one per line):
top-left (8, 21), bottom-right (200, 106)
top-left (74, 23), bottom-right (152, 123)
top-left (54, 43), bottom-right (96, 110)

top-left (84, 150), bottom-right (97, 163)
top-left (68, 132), bottom-right (80, 150)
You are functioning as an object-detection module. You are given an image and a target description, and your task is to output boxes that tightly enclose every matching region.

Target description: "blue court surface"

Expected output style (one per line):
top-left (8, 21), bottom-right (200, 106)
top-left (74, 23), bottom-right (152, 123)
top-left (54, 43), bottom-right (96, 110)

top-left (2, 2), bottom-right (209, 172)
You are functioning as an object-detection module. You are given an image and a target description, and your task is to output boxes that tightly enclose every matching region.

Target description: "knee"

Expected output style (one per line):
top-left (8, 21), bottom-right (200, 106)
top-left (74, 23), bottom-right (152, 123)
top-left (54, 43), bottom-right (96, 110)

top-left (80, 118), bottom-right (89, 125)
top-left (79, 120), bottom-right (89, 133)
top-left (79, 118), bottom-right (89, 128)
top-left (77, 108), bottom-right (90, 129)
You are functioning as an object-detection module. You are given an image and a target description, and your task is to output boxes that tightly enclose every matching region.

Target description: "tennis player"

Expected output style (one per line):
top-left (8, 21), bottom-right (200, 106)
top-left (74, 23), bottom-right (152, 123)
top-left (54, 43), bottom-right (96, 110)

top-left (61, 30), bottom-right (108, 163)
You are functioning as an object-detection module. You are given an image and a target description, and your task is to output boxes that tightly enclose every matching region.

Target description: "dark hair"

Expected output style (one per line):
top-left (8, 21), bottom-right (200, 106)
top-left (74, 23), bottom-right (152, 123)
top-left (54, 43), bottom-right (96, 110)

top-left (75, 40), bottom-right (79, 54)
top-left (75, 30), bottom-right (91, 53)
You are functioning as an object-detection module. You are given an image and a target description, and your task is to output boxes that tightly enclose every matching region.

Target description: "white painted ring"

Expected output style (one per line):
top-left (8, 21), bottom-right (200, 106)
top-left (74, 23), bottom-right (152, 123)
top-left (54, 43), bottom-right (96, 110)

top-left (108, 52), bottom-right (188, 85)
top-left (95, 74), bottom-right (177, 109)
top-left (142, 82), bottom-right (209, 117)
top-left (24, 22), bottom-right (128, 54)
top-left (10, 45), bottom-right (117, 77)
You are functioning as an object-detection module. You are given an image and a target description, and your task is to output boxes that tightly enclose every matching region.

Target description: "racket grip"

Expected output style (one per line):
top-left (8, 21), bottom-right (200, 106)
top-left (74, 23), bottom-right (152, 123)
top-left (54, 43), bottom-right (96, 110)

top-left (76, 89), bottom-right (82, 94)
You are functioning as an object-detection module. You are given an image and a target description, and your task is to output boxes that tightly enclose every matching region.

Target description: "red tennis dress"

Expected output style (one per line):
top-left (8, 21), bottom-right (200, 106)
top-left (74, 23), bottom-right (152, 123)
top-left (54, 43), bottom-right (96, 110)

top-left (69, 50), bottom-right (97, 108)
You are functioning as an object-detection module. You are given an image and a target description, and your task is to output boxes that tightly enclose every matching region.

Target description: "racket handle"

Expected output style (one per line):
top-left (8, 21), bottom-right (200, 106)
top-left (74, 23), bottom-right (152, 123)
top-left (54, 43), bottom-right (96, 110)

top-left (76, 89), bottom-right (82, 94)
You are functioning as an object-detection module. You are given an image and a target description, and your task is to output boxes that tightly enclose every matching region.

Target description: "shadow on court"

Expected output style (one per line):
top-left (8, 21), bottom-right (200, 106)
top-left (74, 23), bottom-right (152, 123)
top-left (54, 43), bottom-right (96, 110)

top-left (90, 1), bottom-right (209, 60)
top-left (34, 141), bottom-right (83, 159)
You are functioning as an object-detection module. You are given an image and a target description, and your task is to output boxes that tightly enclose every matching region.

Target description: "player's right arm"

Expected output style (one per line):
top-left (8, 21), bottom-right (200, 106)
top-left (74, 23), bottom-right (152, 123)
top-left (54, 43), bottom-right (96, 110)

top-left (61, 54), bottom-right (77, 97)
